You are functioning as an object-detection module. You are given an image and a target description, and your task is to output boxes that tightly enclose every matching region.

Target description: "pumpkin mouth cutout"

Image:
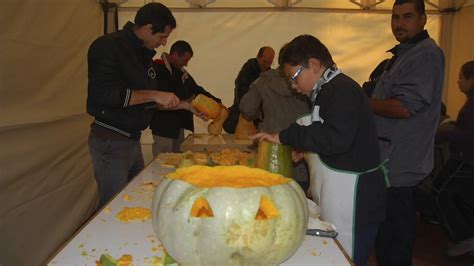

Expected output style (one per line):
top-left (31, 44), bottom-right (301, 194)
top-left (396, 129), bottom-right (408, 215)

top-left (168, 165), bottom-right (291, 188)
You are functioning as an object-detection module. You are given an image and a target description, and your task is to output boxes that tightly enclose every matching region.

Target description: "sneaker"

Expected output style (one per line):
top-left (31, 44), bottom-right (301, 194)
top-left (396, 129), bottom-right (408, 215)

top-left (446, 237), bottom-right (474, 256)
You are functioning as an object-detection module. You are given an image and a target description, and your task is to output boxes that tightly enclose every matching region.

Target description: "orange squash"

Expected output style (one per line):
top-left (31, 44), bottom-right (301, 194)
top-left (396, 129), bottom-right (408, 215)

top-left (192, 94), bottom-right (221, 119)
top-left (208, 105), bottom-right (229, 135)
top-left (234, 114), bottom-right (257, 139)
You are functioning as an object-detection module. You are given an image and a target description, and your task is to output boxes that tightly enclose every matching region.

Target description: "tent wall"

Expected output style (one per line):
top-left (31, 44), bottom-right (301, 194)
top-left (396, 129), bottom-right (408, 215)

top-left (0, 0), bottom-right (100, 265)
top-left (445, 5), bottom-right (474, 118)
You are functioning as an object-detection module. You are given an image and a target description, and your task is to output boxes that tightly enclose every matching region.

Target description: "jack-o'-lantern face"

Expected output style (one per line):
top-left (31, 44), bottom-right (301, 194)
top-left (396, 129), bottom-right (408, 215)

top-left (191, 195), bottom-right (279, 220)
top-left (152, 165), bottom-right (308, 265)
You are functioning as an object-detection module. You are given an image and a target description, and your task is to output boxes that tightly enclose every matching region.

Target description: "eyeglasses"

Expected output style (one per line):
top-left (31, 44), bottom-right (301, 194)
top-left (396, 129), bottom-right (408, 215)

top-left (289, 66), bottom-right (305, 82)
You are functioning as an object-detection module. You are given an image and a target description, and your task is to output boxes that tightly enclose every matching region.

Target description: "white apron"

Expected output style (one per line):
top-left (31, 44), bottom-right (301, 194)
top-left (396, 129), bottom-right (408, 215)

top-left (297, 114), bottom-right (358, 258)
top-left (297, 113), bottom-right (388, 259)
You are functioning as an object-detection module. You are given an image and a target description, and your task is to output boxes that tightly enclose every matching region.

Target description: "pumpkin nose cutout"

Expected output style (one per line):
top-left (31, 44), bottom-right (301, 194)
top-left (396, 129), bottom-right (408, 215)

top-left (191, 197), bottom-right (214, 218)
top-left (255, 195), bottom-right (279, 220)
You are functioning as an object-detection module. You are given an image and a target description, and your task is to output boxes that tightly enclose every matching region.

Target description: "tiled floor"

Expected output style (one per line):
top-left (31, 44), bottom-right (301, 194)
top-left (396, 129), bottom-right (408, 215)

top-left (368, 215), bottom-right (474, 266)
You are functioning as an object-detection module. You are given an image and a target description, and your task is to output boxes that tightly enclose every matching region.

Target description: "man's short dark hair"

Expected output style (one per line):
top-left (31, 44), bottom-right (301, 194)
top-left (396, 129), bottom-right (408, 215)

top-left (280, 35), bottom-right (335, 68)
top-left (134, 2), bottom-right (177, 34)
top-left (461, 61), bottom-right (474, 80)
top-left (257, 46), bottom-right (272, 58)
top-left (394, 0), bottom-right (425, 15)
top-left (170, 40), bottom-right (193, 56)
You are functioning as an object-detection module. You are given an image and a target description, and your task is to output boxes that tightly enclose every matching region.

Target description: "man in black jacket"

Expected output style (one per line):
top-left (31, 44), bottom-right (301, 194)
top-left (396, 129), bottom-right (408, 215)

top-left (150, 40), bottom-right (221, 156)
top-left (223, 46), bottom-right (275, 133)
top-left (87, 3), bottom-right (179, 207)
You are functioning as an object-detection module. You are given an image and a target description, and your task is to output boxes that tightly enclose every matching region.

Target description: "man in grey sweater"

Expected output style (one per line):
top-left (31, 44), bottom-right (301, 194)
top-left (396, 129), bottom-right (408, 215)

top-left (240, 45), bottom-right (309, 189)
top-left (370, 0), bottom-right (445, 265)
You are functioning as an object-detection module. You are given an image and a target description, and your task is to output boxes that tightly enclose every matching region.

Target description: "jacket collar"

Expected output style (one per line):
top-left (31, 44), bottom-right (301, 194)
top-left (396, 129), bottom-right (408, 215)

top-left (123, 21), bottom-right (156, 59)
top-left (388, 30), bottom-right (430, 56)
top-left (161, 52), bottom-right (189, 77)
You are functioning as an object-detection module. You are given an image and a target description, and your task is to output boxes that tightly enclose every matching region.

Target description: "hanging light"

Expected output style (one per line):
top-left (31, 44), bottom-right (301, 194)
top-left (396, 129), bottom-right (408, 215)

top-left (267, 0), bottom-right (302, 8)
top-left (349, 0), bottom-right (385, 10)
top-left (185, 0), bottom-right (216, 8)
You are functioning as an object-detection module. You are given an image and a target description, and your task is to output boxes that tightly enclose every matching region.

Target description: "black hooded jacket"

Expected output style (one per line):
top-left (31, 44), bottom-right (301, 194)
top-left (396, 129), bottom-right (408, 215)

top-left (87, 22), bottom-right (157, 139)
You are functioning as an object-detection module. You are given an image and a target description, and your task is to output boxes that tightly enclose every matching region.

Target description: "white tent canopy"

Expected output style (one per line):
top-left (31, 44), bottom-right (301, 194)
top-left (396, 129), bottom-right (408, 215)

top-left (122, 0), bottom-right (474, 11)
top-left (0, 1), bottom-right (473, 265)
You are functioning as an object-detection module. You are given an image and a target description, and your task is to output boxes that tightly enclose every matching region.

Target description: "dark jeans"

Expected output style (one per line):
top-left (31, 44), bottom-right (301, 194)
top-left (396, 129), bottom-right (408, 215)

top-left (376, 186), bottom-right (416, 266)
top-left (436, 160), bottom-right (474, 242)
top-left (353, 223), bottom-right (379, 266)
top-left (88, 126), bottom-right (144, 208)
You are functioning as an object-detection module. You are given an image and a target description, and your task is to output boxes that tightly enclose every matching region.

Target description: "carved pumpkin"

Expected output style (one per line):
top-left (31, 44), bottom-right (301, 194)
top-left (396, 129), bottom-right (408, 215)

top-left (255, 141), bottom-right (292, 178)
top-left (192, 94), bottom-right (221, 119)
top-left (208, 105), bottom-right (229, 136)
top-left (234, 114), bottom-right (257, 139)
top-left (152, 165), bottom-right (308, 266)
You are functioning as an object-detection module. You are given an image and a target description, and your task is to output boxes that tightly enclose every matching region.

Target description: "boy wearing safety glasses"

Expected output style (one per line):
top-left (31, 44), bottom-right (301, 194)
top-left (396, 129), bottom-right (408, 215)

top-left (251, 35), bottom-right (387, 265)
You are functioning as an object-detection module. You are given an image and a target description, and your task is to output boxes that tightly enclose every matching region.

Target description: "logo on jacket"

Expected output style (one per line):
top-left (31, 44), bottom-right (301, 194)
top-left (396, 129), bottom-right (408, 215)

top-left (147, 67), bottom-right (156, 79)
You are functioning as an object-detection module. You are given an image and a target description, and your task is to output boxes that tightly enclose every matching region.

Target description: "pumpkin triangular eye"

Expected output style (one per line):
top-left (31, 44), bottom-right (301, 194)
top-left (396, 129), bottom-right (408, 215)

top-left (255, 195), bottom-right (279, 220)
top-left (191, 197), bottom-right (214, 218)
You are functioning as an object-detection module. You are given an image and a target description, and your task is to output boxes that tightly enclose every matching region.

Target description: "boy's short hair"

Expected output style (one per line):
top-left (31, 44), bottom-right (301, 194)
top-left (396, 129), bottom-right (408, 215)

top-left (280, 35), bottom-right (335, 68)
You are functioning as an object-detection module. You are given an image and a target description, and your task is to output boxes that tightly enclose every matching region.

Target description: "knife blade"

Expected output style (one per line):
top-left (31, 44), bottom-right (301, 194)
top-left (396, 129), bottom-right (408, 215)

top-left (306, 229), bottom-right (338, 238)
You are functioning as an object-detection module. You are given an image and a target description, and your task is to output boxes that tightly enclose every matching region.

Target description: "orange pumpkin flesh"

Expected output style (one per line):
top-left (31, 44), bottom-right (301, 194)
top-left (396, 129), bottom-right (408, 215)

top-left (234, 114), bottom-right (257, 139)
top-left (191, 197), bottom-right (214, 218)
top-left (167, 165), bottom-right (291, 188)
top-left (255, 195), bottom-right (279, 220)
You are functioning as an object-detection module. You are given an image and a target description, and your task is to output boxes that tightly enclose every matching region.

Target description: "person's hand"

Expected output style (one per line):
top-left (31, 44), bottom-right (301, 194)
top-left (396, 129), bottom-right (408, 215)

top-left (292, 150), bottom-right (304, 163)
top-left (249, 132), bottom-right (281, 144)
top-left (154, 91), bottom-right (179, 109)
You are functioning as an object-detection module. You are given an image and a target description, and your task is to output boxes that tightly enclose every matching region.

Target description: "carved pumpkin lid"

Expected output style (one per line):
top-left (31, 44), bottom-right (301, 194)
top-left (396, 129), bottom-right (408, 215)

top-left (167, 165), bottom-right (291, 188)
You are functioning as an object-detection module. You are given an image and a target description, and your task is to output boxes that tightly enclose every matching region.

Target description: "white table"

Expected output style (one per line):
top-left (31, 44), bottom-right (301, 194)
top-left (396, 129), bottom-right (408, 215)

top-left (48, 159), bottom-right (352, 265)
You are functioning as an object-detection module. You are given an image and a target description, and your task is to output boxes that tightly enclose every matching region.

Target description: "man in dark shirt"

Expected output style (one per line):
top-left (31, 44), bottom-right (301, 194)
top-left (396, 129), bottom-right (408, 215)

top-left (150, 40), bottom-right (221, 156)
top-left (223, 46), bottom-right (275, 133)
top-left (87, 3), bottom-right (179, 207)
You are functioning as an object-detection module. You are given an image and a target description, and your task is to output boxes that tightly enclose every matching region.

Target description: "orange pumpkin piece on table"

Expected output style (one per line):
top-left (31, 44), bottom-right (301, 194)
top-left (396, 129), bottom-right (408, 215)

top-left (234, 114), bottom-right (257, 139)
top-left (191, 94), bottom-right (221, 119)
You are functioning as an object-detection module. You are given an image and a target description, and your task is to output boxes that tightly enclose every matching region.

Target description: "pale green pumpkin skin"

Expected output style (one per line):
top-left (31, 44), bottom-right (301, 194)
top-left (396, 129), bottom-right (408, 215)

top-left (152, 174), bottom-right (308, 266)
